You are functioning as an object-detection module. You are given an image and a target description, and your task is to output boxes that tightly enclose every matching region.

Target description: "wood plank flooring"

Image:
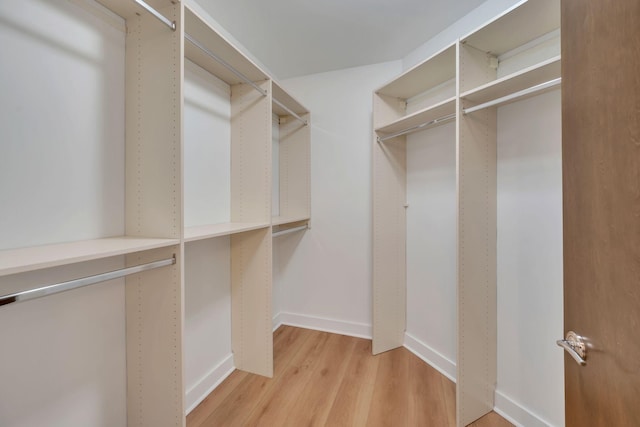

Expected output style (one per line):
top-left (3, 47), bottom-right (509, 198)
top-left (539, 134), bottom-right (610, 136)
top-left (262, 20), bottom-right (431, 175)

top-left (187, 326), bottom-right (513, 427)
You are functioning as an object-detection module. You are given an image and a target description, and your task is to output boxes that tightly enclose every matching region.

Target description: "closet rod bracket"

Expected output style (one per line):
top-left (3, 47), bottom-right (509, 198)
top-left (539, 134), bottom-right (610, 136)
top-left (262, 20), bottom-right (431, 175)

top-left (134, 0), bottom-right (176, 31)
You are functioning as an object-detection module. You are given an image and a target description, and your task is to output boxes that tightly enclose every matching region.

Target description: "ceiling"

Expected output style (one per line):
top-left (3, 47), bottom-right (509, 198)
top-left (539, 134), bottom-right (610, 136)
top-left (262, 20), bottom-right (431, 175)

top-left (195, 0), bottom-right (486, 79)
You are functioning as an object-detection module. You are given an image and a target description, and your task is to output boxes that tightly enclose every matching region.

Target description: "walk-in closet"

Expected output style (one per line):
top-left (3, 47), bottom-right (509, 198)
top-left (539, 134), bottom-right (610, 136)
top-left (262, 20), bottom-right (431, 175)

top-left (2, 0), bottom-right (637, 426)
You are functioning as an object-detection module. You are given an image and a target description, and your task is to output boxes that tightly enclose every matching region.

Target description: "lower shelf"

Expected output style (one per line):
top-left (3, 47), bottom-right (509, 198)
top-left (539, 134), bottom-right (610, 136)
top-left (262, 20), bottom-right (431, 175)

top-left (184, 222), bottom-right (271, 242)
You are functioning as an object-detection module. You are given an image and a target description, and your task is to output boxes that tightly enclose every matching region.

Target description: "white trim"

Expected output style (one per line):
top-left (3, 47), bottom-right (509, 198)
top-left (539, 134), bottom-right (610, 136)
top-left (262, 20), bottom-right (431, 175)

top-left (273, 312), bottom-right (283, 331)
top-left (403, 333), bottom-right (457, 383)
top-left (278, 312), bottom-right (372, 339)
top-left (494, 390), bottom-right (554, 427)
top-left (185, 354), bottom-right (235, 414)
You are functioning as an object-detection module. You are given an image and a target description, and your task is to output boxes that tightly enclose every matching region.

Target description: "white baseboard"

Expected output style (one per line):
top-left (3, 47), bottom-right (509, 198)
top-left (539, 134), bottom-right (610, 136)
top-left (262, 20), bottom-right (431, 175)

top-left (402, 333), bottom-right (555, 426)
top-left (185, 354), bottom-right (235, 414)
top-left (403, 332), bottom-right (457, 383)
top-left (494, 390), bottom-right (554, 427)
top-left (273, 312), bottom-right (283, 331)
top-left (277, 312), bottom-right (372, 339)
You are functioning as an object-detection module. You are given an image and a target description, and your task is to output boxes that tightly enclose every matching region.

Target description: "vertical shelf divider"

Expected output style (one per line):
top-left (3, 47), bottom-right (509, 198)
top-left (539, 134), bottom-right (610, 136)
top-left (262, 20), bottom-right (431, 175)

top-left (372, 94), bottom-right (407, 355)
top-left (124, 2), bottom-right (185, 426)
top-left (456, 43), bottom-right (498, 423)
top-left (230, 80), bottom-right (273, 376)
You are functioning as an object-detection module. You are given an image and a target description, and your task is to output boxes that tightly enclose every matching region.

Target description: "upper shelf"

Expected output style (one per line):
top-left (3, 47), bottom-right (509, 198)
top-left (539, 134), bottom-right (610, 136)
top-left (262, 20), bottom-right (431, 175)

top-left (184, 6), bottom-right (269, 87)
top-left (461, 0), bottom-right (560, 56)
top-left (272, 82), bottom-right (309, 117)
top-left (375, 97), bottom-right (456, 135)
top-left (376, 44), bottom-right (456, 99)
top-left (461, 56), bottom-right (560, 105)
top-left (0, 237), bottom-right (180, 277)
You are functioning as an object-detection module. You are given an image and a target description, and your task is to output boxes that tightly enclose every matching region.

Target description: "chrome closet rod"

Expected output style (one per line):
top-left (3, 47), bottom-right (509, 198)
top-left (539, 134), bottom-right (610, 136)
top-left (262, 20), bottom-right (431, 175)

top-left (463, 77), bottom-right (562, 115)
top-left (377, 113), bottom-right (456, 143)
top-left (273, 98), bottom-right (308, 126)
top-left (185, 33), bottom-right (268, 97)
top-left (0, 256), bottom-right (176, 308)
top-left (272, 225), bottom-right (308, 238)
top-left (133, 0), bottom-right (176, 31)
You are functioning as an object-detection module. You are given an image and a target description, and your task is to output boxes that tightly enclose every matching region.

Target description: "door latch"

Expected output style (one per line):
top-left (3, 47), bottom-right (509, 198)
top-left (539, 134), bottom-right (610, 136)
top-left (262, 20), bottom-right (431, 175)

top-left (557, 330), bottom-right (587, 366)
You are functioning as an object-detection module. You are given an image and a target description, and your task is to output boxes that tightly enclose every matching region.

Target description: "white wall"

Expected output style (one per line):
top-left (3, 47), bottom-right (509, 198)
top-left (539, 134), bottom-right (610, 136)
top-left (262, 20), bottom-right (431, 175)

top-left (405, 122), bottom-right (458, 378)
top-left (0, 0), bottom-right (125, 250)
top-left (183, 59), bottom-right (231, 228)
top-left (496, 90), bottom-right (564, 426)
top-left (0, 1), bottom-right (127, 426)
top-left (183, 60), bottom-right (234, 412)
top-left (184, 238), bottom-right (233, 412)
top-left (0, 260), bottom-right (127, 427)
top-left (275, 61), bottom-right (401, 335)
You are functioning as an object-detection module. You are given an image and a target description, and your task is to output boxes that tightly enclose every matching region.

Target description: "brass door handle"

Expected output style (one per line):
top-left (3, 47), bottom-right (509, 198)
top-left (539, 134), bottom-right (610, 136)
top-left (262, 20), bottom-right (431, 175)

top-left (557, 331), bottom-right (587, 366)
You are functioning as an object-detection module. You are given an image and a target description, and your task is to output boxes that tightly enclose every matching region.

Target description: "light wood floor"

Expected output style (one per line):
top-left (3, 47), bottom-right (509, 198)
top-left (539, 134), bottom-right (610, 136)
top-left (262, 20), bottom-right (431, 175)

top-left (187, 326), bottom-right (513, 427)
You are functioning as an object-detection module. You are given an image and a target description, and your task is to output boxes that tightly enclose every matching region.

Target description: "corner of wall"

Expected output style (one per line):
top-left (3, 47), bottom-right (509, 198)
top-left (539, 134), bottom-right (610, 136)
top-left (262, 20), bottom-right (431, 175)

top-left (494, 390), bottom-right (557, 427)
top-left (185, 354), bottom-right (235, 415)
top-left (403, 333), bottom-right (457, 383)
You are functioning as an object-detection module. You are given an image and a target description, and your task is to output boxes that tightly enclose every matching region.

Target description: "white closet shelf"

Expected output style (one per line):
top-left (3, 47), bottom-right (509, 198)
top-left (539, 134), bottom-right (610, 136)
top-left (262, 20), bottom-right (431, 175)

top-left (272, 215), bottom-right (310, 227)
top-left (461, 56), bottom-right (561, 105)
top-left (461, 0), bottom-right (559, 56)
top-left (376, 44), bottom-right (456, 99)
top-left (0, 237), bottom-right (180, 277)
top-left (273, 82), bottom-right (308, 116)
top-left (376, 97), bottom-right (456, 135)
top-left (183, 222), bottom-right (271, 242)
top-left (184, 6), bottom-right (268, 87)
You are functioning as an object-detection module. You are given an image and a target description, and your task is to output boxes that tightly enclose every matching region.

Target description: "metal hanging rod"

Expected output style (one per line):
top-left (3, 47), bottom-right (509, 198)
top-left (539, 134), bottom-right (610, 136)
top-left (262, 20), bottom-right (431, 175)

top-left (273, 99), bottom-right (308, 126)
top-left (0, 256), bottom-right (176, 308)
top-left (134, 0), bottom-right (176, 31)
top-left (272, 225), bottom-right (308, 238)
top-left (463, 77), bottom-right (562, 115)
top-left (377, 113), bottom-right (456, 143)
top-left (185, 33), bottom-right (268, 97)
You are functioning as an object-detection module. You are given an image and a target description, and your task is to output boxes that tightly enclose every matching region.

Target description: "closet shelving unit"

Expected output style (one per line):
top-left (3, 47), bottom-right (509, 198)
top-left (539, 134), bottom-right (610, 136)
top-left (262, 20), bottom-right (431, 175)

top-left (459, 0), bottom-right (560, 112)
top-left (0, 0), bottom-right (183, 277)
top-left (1, 0), bottom-right (185, 426)
top-left (182, 4), bottom-right (275, 379)
top-left (372, 42), bottom-right (457, 355)
top-left (457, 1), bottom-right (559, 423)
top-left (271, 81), bottom-right (311, 232)
top-left (373, 0), bottom-right (560, 425)
top-left (183, 6), bottom-right (272, 242)
top-left (1, 0), bottom-right (311, 425)
top-left (374, 44), bottom-right (456, 141)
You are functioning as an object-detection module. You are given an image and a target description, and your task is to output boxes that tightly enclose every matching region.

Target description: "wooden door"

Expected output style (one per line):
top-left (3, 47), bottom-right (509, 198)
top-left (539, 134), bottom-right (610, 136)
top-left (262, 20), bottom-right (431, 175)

top-left (561, 0), bottom-right (640, 425)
